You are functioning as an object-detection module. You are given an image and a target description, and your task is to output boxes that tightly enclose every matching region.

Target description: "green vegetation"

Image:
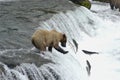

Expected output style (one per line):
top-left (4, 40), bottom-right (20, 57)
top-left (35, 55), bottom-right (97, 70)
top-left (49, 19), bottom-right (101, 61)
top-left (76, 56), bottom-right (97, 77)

top-left (80, 0), bottom-right (91, 9)
top-left (71, 0), bottom-right (91, 9)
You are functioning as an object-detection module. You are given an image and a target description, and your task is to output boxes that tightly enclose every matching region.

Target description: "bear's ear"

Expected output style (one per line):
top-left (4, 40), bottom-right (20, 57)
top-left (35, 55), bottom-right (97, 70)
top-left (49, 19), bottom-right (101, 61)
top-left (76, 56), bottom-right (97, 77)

top-left (63, 34), bottom-right (66, 38)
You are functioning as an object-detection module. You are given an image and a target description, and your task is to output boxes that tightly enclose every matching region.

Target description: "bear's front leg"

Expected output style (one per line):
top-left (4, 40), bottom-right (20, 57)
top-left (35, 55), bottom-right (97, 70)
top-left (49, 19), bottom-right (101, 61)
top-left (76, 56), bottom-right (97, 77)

top-left (48, 42), bottom-right (54, 52)
top-left (48, 46), bottom-right (52, 52)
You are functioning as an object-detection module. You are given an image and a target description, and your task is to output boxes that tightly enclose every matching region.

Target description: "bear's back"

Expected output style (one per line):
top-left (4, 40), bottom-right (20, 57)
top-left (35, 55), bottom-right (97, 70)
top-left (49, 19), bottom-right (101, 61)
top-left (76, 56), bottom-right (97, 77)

top-left (32, 30), bottom-right (49, 38)
top-left (49, 30), bottom-right (63, 42)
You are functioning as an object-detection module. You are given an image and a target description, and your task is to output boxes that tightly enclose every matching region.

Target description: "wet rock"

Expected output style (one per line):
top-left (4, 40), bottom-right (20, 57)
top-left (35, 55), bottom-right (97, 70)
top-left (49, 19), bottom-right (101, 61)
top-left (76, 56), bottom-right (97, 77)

top-left (93, 0), bottom-right (109, 3)
top-left (69, 0), bottom-right (91, 9)
top-left (0, 49), bottom-right (52, 68)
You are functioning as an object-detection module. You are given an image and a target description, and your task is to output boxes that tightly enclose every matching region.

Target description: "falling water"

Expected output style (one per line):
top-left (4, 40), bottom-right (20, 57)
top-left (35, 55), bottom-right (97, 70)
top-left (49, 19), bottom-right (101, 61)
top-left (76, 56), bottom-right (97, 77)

top-left (0, 6), bottom-right (96, 80)
top-left (38, 6), bottom-right (104, 41)
top-left (0, 1), bottom-right (120, 80)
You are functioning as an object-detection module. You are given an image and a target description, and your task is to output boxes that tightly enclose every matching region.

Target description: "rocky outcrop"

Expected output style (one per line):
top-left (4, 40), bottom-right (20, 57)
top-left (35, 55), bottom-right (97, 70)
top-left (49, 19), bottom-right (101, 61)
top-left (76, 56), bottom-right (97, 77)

top-left (92, 0), bottom-right (109, 3)
top-left (0, 49), bottom-right (52, 68)
top-left (69, 0), bottom-right (91, 9)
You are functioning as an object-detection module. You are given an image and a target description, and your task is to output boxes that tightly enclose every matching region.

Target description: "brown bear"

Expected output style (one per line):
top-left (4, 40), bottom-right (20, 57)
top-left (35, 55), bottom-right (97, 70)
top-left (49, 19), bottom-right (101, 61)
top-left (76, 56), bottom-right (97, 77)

top-left (31, 29), bottom-right (68, 54)
top-left (109, 0), bottom-right (120, 11)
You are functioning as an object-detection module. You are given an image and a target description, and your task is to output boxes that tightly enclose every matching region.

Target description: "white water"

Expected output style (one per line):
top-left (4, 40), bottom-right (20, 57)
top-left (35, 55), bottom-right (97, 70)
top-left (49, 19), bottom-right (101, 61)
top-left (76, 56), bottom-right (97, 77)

top-left (0, 1), bottom-right (120, 80)
top-left (38, 1), bottom-right (120, 80)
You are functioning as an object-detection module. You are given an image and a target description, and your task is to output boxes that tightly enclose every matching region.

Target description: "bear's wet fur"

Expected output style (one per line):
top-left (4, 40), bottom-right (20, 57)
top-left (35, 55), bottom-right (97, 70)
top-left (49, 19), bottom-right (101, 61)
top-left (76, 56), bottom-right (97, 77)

top-left (31, 29), bottom-right (68, 54)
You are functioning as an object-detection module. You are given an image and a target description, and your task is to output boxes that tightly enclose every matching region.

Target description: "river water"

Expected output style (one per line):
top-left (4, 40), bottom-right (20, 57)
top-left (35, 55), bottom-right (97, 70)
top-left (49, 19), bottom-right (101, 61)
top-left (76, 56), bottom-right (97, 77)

top-left (0, 0), bottom-right (120, 80)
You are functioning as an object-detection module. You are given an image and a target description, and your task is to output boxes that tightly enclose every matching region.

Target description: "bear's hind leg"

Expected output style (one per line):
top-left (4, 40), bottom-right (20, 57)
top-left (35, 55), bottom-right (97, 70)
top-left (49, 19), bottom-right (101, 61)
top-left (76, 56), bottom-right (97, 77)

top-left (40, 44), bottom-right (46, 51)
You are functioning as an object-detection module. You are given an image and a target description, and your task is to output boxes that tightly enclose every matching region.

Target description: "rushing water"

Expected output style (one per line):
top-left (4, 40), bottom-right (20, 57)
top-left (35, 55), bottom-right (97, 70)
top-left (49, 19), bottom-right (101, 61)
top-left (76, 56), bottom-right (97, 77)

top-left (0, 1), bottom-right (120, 80)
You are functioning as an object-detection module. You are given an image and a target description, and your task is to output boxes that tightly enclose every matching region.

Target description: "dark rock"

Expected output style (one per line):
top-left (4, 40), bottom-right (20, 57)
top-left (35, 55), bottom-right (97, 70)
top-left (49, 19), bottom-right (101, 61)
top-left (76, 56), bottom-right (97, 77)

top-left (92, 0), bottom-right (109, 3)
top-left (69, 0), bottom-right (91, 9)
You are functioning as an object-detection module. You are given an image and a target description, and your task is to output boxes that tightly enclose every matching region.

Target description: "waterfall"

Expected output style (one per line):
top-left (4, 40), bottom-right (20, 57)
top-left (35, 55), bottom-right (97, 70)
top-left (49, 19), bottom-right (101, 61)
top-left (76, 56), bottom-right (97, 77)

top-left (0, 50), bottom-right (89, 80)
top-left (38, 6), bottom-right (103, 41)
top-left (2, 5), bottom-right (119, 80)
top-left (1, 0), bottom-right (120, 80)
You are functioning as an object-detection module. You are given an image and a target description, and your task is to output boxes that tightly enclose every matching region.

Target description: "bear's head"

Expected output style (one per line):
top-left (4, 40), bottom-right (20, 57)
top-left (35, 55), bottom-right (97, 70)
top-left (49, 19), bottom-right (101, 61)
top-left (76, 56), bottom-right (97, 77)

top-left (60, 34), bottom-right (67, 47)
